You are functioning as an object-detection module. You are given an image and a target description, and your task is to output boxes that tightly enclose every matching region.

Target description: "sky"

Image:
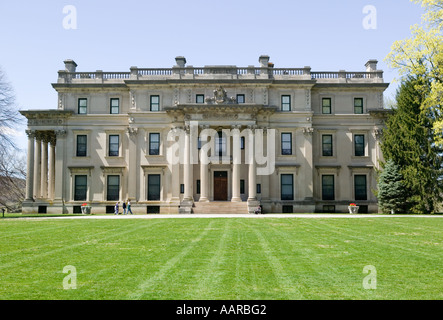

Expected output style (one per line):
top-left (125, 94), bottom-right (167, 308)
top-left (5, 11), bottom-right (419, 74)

top-left (0, 0), bottom-right (425, 152)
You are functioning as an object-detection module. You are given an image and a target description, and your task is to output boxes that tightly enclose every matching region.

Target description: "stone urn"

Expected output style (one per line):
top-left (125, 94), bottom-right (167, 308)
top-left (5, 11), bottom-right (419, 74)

top-left (348, 205), bottom-right (359, 214)
top-left (81, 206), bottom-right (91, 214)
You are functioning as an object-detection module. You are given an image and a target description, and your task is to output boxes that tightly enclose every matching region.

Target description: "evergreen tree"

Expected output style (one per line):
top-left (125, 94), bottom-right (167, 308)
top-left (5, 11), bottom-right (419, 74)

top-left (377, 159), bottom-right (407, 214)
top-left (380, 76), bottom-right (443, 213)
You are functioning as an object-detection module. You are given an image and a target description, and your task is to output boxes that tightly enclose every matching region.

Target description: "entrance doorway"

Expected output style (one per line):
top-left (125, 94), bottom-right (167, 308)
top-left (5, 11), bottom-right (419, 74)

top-left (213, 171), bottom-right (228, 201)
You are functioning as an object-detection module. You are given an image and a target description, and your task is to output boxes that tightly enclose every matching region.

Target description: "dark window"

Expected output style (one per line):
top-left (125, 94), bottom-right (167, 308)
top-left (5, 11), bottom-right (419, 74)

top-left (354, 134), bottom-right (365, 156)
top-left (282, 205), bottom-right (293, 213)
top-left (256, 183), bottom-right (261, 194)
top-left (148, 174), bottom-right (161, 200)
top-left (110, 98), bottom-right (119, 114)
top-left (237, 94), bottom-right (245, 104)
top-left (322, 135), bottom-right (333, 156)
top-left (196, 94), bottom-right (205, 104)
top-left (281, 95), bottom-right (291, 111)
top-left (150, 95), bottom-right (160, 111)
top-left (240, 136), bottom-right (245, 150)
top-left (180, 184), bottom-right (184, 194)
top-left (107, 175), bottom-right (120, 201)
top-left (322, 175), bottom-right (335, 200)
top-left (322, 98), bottom-right (331, 114)
top-left (281, 174), bottom-right (294, 200)
top-left (216, 131), bottom-right (226, 157)
top-left (354, 175), bottom-right (367, 200)
top-left (196, 180), bottom-right (200, 194)
top-left (354, 98), bottom-right (363, 114)
top-left (281, 133), bottom-right (292, 155)
top-left (76, 135), bottom-right (87, 157)
top-left (240, 180), bottom-right (245, 194)
top-left (323, 205), bottom-right (335, 213)
top-left (78, 98), bottom-right (87, 114)
top-left (109, 135), bottom-right (119, 157)
top-left (149, 133), bottom-right (160, 155)
top-left (74, 175), bottom-right (87, 201)
top-left (147, 206), bottom-right (160, 214)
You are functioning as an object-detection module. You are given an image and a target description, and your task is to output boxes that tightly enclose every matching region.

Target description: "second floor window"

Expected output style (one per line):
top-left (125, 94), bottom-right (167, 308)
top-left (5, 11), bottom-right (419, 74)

top-left (322, 135), bottom-right (333, 156)
top-left (281, 95), bottom-right (291, 111)
top-left (110, 98), bottom-right (119, 114)
top-left (281, 133), bottom-right (292, 155)
top-left (354, 98), bottom-right (363, 114)
top-left (322, 98), bottom-right (331, 114)
top-left (354, 134), bottom-right (365, 156)
top-left (76, 135), bottom-right (87, 157)
top-left (150, 95), bottom-right (160, 111)
top-left (78, 98), bottom-right (87, 114)
top-left (149, 133), bottom-right (160, 155)
top-left (109, 135), bottom-right (119, 157)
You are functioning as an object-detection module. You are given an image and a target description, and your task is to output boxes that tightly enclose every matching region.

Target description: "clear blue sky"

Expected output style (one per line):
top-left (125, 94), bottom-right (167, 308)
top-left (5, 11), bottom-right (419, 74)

top-left (0, 0), bottom-right (424, 152)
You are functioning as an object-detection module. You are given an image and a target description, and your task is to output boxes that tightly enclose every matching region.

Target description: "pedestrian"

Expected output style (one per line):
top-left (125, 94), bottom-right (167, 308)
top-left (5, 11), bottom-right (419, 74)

top-left (127, 200), bottom-right (133, 214)
top-left (115, 202), bottom-right (119, 215)
top-left (122, 201), bottom-right (127, 214)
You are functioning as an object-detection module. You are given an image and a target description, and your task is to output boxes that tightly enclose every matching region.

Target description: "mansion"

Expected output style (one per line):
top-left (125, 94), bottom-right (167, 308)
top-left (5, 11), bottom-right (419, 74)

top-left (20, 55), bottom-right (389, 214)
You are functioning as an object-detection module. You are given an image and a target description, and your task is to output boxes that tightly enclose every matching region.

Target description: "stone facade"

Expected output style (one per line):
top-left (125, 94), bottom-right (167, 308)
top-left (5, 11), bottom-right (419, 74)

top-left (20, 55), bottom-right (389, 214)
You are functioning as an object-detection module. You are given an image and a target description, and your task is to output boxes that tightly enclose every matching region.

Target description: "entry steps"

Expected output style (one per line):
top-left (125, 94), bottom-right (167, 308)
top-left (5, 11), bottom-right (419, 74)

top-left (192, 201), bottom-right (248, 214)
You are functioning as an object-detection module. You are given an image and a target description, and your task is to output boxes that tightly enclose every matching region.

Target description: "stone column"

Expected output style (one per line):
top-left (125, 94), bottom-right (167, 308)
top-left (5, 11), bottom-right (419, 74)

top-left (25, 130), bottom-right (35, 201)
top-left (231, 125), bottom-right (241, 202)
top-left (54, 130), bottom-right (67, 206)
top-left (127, 127), bottom-right (138, 201)
top-left (41, 136), bottom-right (49, 199)
top-left (248, 127), bottom-right (256, 201)
top-left (183, 126), bottom-right (193, 202)
top-left (48, 136), bottom-right (56, 200)
top-left (33, 133), bottom-right (42, 199)
top-left (199, 125), bottom-right (210, 202)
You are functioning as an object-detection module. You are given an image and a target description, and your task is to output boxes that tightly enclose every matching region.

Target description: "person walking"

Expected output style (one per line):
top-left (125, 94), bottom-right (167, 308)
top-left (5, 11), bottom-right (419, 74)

top-left (122, 201), bottom-right (127, 214)
top-left (127, 200), bottom-right (133, 214)
top-left (114, 202), bottom-right (119, 215)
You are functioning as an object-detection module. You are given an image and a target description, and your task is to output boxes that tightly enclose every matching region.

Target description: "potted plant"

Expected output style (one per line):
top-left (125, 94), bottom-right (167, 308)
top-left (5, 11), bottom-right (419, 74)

top-left (348, 203), bottom-right (359, 214)
top-left (81, 203), bottom-right (91, 214)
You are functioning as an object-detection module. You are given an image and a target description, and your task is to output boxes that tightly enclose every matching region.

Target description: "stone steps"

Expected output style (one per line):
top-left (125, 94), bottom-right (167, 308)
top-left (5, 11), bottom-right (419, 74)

top-left (192, 201), bottom-right (248, 214)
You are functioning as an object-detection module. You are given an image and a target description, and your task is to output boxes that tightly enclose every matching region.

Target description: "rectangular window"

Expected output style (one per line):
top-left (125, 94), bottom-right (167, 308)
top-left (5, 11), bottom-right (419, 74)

top-left (107, 175), bottom-right (120, 201)
top-left (76, 135), bottom-right (87, 157)
top-left (149, 133), bottom-right (160, 155)
top-left (196, 94), bottom-right (205, 104)
top-left (216, 131), bottom-right (226, 156)
top-left (256, 183), bottom-right (261, 194)
top-left (240, 179), bottom-right (245, 194)
top-left (322, 98), bottom-right (331, 114)
top-left (323, 205), bottom-right (335, 213)
top-left (110, 98), bottom-right (119, 114)
top-left (150, 95), bottom-right (160, 111)
top-left (281, 174), bottom-right (294, 200)
top-left (240, 136), bottom-right (245, 150)
top-left (354, 98), bottom-right (363, 114)
top-left (148, 174), bottom-right (161, 200)
top-left (281, 95), bottom-right (291, 111)
top-left (322, 175), bottom-right (335, 200)
top-left (354, 134), bottom-right (365, 156)
top-left (281, 133), bottom-right (292, 155)
top-left (354, 175), bottom-right (367, 200)
top-left (180, 184), bottom-right (184, 194)
top-left (322, 134), bottom-right (333, 156)
top-left (78, 98), bottom-right (87, 114)
top-left (109, 135), bottom-right (119, 157)
top-left (74, 175), bottom-right (87, 201)
top-left (196, 180), bottom-right (201, 194)
top-left (237, 94), bottom-right (245, 104)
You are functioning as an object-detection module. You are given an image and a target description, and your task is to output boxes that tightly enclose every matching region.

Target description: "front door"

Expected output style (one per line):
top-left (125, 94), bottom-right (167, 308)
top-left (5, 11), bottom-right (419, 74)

top-left (213, 171), bottom-right (228, 201)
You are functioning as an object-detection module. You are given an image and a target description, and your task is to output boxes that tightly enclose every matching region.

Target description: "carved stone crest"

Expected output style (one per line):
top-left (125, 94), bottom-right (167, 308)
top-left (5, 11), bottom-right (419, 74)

top-left (206, 86), bottom-right (236, 104)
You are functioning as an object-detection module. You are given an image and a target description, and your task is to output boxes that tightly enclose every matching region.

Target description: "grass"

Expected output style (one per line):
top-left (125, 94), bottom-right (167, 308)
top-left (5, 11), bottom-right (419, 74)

top-left (0, 216), bottom-right (442, 300)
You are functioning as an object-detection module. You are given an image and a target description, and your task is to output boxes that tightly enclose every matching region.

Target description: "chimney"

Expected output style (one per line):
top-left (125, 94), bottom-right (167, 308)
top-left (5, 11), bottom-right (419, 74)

top-left (365, 59), bottom-right (378, 72)
top-left (259, 55), bottom-right (270, 68)
top-left (175, 56), bottom-right (187, 68)
top-left (64, 59), bottom-right (78, 72)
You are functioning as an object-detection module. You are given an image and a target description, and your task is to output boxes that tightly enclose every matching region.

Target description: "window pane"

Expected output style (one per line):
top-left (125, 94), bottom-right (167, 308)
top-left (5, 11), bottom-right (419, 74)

top-left (107, 175), bottom-right (120, 201)
top-left (150, 95), bottom-right (160, 111)
top-left (237, 94), bottom-right (245, 104)
top-left (78, 99), bottom-right (87, 114)
top-left (322, 98), bottom-right (331, 114)
top-left (322, 175), bottom-right (334, 200)
top-left (76, 135), bottom-right (87, 157)
top-left (196, 95), bottom-right (205, 103)
top-left (149, 133), bottom-right (160, 155)
top-left (148, 174), bottom-right (161, 200)
top-left (355, 135), bottom-right (365, 156)
top-left (354, 98), bottom-right (363, 114)
top-left (74, 175), bottom-right (87, 201)
top-left (281, 95), bottom-right (291, 111)
top-left (281, 133), bottom-right (292, 155)
top-left (322, 135), bottom-right (333, 156)
top-left (281, 174), bottom-right (294, 200)
top-left (109, 135), bottom-right (119, 156)
top-left (110, 98), bottom-right (119, 114)
top-left (354, 175), bottom-right (367, 200)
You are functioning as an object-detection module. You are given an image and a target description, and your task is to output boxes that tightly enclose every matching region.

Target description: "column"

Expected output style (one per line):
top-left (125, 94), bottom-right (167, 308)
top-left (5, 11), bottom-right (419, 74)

top-left (248, 127), bottom-right (256, 201)
top-left (231, 125), bottom-right (241, 202)
top-left (48, 136), bottom-right (56, 200)
top-left (25, 130), bottom-right (35, 201)
top-left (183, 126), bottom-right (193, 201)
top-left (127, 127), bottom-right (138, 201)
top-left (54, 129), bottom-right (67, 204)
top-left (33, 133), bottom-right (42, 199)
top-left (41, 136), bottom-right (48, 199)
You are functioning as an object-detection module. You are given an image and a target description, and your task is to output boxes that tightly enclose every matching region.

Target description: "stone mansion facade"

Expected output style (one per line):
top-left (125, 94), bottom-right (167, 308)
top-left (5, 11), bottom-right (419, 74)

top-left (20, 55), bottom-right (389, 214)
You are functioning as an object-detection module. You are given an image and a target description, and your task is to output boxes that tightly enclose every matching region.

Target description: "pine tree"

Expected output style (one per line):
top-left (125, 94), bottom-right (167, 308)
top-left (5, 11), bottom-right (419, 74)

top-left (380, 76), bottom-right (443, 213)
top-left (377, 159), bottom-right (407, 214)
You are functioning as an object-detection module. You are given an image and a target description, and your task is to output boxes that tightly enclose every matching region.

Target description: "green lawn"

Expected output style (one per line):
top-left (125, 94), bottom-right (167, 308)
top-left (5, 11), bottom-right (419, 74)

top-left (0, 217), bottom-right (442, 300)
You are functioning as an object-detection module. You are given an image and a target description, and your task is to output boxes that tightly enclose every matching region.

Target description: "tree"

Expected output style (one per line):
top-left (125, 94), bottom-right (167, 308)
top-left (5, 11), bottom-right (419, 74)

top-left (385, 0), bottom-right (443, 145)
top-left (377, 159), bottom-right (407, 214)
top-left (381, 76), bottom-right (443, 213)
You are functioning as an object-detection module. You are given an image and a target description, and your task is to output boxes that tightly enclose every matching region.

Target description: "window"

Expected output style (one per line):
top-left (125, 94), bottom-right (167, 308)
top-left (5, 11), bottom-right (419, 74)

top-left (281, 133), bottom-right (292, 155)
top-left (74, 175), bottom-right (87, 201)
top-left (240, 136), bottom-right (245, 150)
top-left (281, 174), bottom-right (294, 200)
top-left (148, 174), bottom-right (161, 200)
top-left (180, 184), bottom-right (184, 194)
top-left (107, 175), bottom-right (120, 201)
top-left (256, 184), bottom-right (261, 194)
top-left (354, 134), bottom-right (365, 156)
top-left (281, 95), bottom-right (291, 111)
top-left (76, 135), bottom-right (87, 157)
top-left (322, 175), bottom-right (335, 200)
top-left (322, 135), bottom-right (333, 156)
top-left (196, 180), bottom-right (200, 194)
top-left (149, 133), bottom-right (160, 155)
top-left (240, 180), bottom-right (245, 194)
top-left (323, 205), bottom-right (335, 213)
top-left (78, 98), bottom-right (87, 114)
top-left (216, 131), bottom-right (226, 157)
top-left (237, 94), bottom-right (245, 104)
top-left (282, 205), bottom-right (293, 213)
top-left (110, 98), bottom-right (119, 114)
top-left (150, 95), bottom-right (160, 111)
top-left (322, 98), bottom-right (331, 114)
top-left (196, 94), bottom-right (205, 104)
top-left (354, 175), bottom-right (367, 200)
top-left (109, 135), bottom-right (119, 157)
top-left (354, 98), bottom-right (363, 114)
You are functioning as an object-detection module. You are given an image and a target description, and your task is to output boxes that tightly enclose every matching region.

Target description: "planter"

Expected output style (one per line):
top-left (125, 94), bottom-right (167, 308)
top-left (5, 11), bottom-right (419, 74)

top-left (81, 206), bottom-right (91, 214)
top-left (348, 206), bottom-right (359, 214)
